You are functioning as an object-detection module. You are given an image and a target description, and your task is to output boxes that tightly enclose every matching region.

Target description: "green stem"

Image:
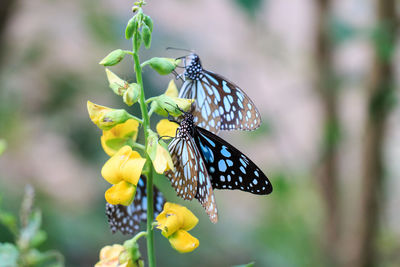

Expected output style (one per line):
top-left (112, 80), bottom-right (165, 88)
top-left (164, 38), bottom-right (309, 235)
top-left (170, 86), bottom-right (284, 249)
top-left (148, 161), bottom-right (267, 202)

top-left (132, 47), bottom-right (156, 266)
top-left (130, 231), bottom-right (147, 244)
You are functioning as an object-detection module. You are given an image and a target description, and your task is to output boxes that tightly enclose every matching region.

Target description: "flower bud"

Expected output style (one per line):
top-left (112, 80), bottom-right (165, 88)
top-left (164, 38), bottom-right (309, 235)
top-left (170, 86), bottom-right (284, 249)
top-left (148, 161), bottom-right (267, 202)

top-left (87, 101), bottom-right (133, 130)
top-left (105, 68), bottom-right (126, 95)
top-left (123, 83), bottom-right (140, 106)
top-left (143, 15), bottom-right (153, 32)
top-left (142, 24), bottom-right (152, 49)
top-left (133, 31), bottom-right (142, 52)
top-left (125, 17), bottom-right (138, 40)
top-left (99, 49), bottom-right (127, 66)
top-left (151, 94), bottom-right (194, 117)
top-left (142, 57), bottom-right (180, 75)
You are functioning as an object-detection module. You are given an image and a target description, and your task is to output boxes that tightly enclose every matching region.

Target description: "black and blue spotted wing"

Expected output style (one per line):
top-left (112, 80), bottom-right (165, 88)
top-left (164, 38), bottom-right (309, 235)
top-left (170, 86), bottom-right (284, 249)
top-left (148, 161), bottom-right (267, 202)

top-left (106, 176), bottom-right (166, 235)
top-left (165, 116), bottom-right (218, 223)
top-left (193, 126), bottom-right (272, 194)
top-left (179, 54), bottom-right (261, 133)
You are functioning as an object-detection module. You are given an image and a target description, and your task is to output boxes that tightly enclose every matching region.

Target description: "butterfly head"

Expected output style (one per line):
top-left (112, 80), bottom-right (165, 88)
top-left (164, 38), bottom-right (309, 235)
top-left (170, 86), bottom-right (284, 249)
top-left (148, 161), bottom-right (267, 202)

top-left (184, 53), bottom-right (203, 81)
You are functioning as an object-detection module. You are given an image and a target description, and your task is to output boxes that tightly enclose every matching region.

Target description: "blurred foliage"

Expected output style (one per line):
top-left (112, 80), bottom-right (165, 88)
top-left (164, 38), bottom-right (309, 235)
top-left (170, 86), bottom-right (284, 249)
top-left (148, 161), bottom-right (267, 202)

top-left (0, 186), bottom-right (64, 267)
top-left (233, 0), bottom-right (264, 18)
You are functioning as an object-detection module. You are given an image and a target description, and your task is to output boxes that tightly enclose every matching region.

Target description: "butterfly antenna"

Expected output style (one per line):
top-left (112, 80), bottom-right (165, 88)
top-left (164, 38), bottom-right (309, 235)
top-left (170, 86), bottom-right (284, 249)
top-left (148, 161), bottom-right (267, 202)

top-left (166, 47), bottom-right (194, 53)
top-left (172, 70), bottom-right (184, 82)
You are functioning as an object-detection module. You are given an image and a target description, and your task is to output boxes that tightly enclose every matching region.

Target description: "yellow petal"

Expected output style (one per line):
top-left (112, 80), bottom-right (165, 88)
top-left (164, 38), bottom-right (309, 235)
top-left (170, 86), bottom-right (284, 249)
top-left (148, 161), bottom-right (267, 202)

top-left (165, 80), bottom-right (178, 97)
top-left (168, 230), bottom-right (199, 253)
top-left (105, 181), bottom-right (136, 206)
top-left (156, 202), bottom-right (198, 233)
top-left (87, 101), bottom-right (112, 126)
top-left (101, 119), bottom-right (139, 156)
top-left (156, 119), bottom-right (179, 138)
top-left (119, 156), bottom-right (146, 185)
top-left (101, 146), bottom-right (145, 185)
top-left (170, 97), bottom-right (194, 112)
top-left (156, 212), bottom-right (181, 238)
top-left (95, 244), bottom-right (124, 267)
top-left (99, 244), bottom-right (124, 261)
top-left (153, 144), bottom-right (175, 174)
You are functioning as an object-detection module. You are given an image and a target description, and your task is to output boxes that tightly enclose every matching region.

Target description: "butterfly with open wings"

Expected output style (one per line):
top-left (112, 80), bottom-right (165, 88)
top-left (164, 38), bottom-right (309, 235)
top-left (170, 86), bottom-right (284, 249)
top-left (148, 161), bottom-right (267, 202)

top-left (165, 112), bottom-right (272, 223)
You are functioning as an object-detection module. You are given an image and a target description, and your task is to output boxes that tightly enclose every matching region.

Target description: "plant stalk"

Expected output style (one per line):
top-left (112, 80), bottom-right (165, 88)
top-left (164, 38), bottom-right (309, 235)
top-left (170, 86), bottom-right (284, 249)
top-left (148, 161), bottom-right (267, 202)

top-left (132, 46), bottom-right (156, 267)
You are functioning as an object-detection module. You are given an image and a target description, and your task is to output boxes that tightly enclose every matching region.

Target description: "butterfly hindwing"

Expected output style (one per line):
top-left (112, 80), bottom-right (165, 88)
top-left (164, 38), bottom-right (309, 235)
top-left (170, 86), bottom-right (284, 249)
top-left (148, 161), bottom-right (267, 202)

top-left (106, 176), bottom-right (166, 235)
top-left (194, 126), bottom-right (273, 195)
top-left (165, 137), bottom-right (199, 200)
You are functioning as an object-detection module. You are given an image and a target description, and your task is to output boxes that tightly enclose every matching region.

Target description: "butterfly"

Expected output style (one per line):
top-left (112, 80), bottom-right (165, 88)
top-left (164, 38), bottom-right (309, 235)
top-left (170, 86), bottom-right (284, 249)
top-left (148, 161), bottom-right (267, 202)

top-left (177, 53), bottom-right (262, 133)
top-left (106, 175), bottom-right (166, 235)
top-left (165, 112), bottom-right (272, 223)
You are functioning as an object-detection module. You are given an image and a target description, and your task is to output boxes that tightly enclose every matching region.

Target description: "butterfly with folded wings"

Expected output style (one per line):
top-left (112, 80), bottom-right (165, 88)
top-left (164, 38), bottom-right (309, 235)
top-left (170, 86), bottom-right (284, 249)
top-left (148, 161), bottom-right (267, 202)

top-left (176, 53), bottom-right (262, 134)
top-left (165, 112), bottom-right (272, 223)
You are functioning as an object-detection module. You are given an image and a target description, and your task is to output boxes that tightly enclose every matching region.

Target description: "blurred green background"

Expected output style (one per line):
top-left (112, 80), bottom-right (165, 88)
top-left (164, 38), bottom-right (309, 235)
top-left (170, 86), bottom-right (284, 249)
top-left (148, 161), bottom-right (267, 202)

top-left (0, 0), bottom-right (399, 266)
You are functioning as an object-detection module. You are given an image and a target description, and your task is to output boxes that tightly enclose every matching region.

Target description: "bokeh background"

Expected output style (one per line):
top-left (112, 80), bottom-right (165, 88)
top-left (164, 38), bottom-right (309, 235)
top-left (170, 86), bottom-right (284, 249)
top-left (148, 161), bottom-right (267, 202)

top-left (1, 0), bottom-right (399, 266)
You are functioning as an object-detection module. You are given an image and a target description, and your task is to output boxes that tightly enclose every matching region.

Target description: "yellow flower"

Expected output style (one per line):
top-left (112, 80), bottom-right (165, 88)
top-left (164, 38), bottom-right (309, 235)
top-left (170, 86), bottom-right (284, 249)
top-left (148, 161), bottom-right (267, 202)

top-left (156, 119), bottom-right (179, 138)
top-left (101, 119), bottom-right (139, 156)
top-left (156, 202), bottom-right (199, 253)
top-left (146, 129), bottom-right (175, 174)
top-left (152, 143), bottom-right (174, 174)
top-left (101, 146), bottom-right (146, 205)
top-left (95, 244), bottom-right (142, 267)
top-left (87, 101), bottom-right (133, 130)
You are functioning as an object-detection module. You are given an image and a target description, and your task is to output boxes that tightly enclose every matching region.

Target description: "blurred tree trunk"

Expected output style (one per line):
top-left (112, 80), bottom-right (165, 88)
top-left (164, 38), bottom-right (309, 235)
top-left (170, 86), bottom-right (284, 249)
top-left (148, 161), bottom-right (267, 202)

top-left (0, 0), bottom-right (18, 65)
top-left (355, 1), bottom-right (397, 267)
top-left (315, 0), bottom-right (341, 266)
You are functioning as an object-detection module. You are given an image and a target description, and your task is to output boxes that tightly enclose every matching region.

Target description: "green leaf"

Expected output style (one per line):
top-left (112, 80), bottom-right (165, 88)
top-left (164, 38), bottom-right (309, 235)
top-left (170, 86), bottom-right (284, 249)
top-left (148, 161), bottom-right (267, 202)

top-left (0, 243), bottom-right (19, 267)
top-left (19, 209), bottom-right (42, 250)
top-left (0, 211), bottom-right (17, 235)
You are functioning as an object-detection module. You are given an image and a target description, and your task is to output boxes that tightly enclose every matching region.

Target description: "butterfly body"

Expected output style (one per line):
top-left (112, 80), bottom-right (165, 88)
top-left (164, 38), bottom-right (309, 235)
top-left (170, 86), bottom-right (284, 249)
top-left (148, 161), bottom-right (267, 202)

top-left (166, 112), bottom-right (272, 223)
top-left (178, 53), bottom-right (262, 133)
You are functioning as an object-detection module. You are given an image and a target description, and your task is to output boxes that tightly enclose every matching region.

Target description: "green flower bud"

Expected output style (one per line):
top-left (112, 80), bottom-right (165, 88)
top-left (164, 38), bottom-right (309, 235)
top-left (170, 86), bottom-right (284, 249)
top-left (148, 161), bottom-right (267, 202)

top-left (123, 83), bottom-right (140, 106)
top-left (142, 24), bottom-right (152, 49)
top-left (101, 109), bottom-right (133, 130)
top-left (142, 57), bottom-right (180, 75)
top-left (99, 49), bottom-right (127, 66)
top-left (123, 238), bottom-right (142, 262)
top-left (151, 94), bottom-right (194, 117)
top-left (105, 68), bottom-right (126, 95)
top-left (133, 31), bottom-right (142, 52)
top-left (125, 17), bottom-right (138, 39)
top-left (143, 15), bottom-right (153, 32)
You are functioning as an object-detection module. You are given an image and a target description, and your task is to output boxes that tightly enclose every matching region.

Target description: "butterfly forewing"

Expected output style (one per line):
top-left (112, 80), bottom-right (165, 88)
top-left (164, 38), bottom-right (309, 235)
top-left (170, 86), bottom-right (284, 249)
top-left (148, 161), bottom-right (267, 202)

top-left (166, 120), bottom-right (219, 223)
top-left (106, 176), bottom-right (166, 235)
top-left (179, 55), bottom-right (262, 133)
top-left (194, 126), bottom-right (272, 195)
